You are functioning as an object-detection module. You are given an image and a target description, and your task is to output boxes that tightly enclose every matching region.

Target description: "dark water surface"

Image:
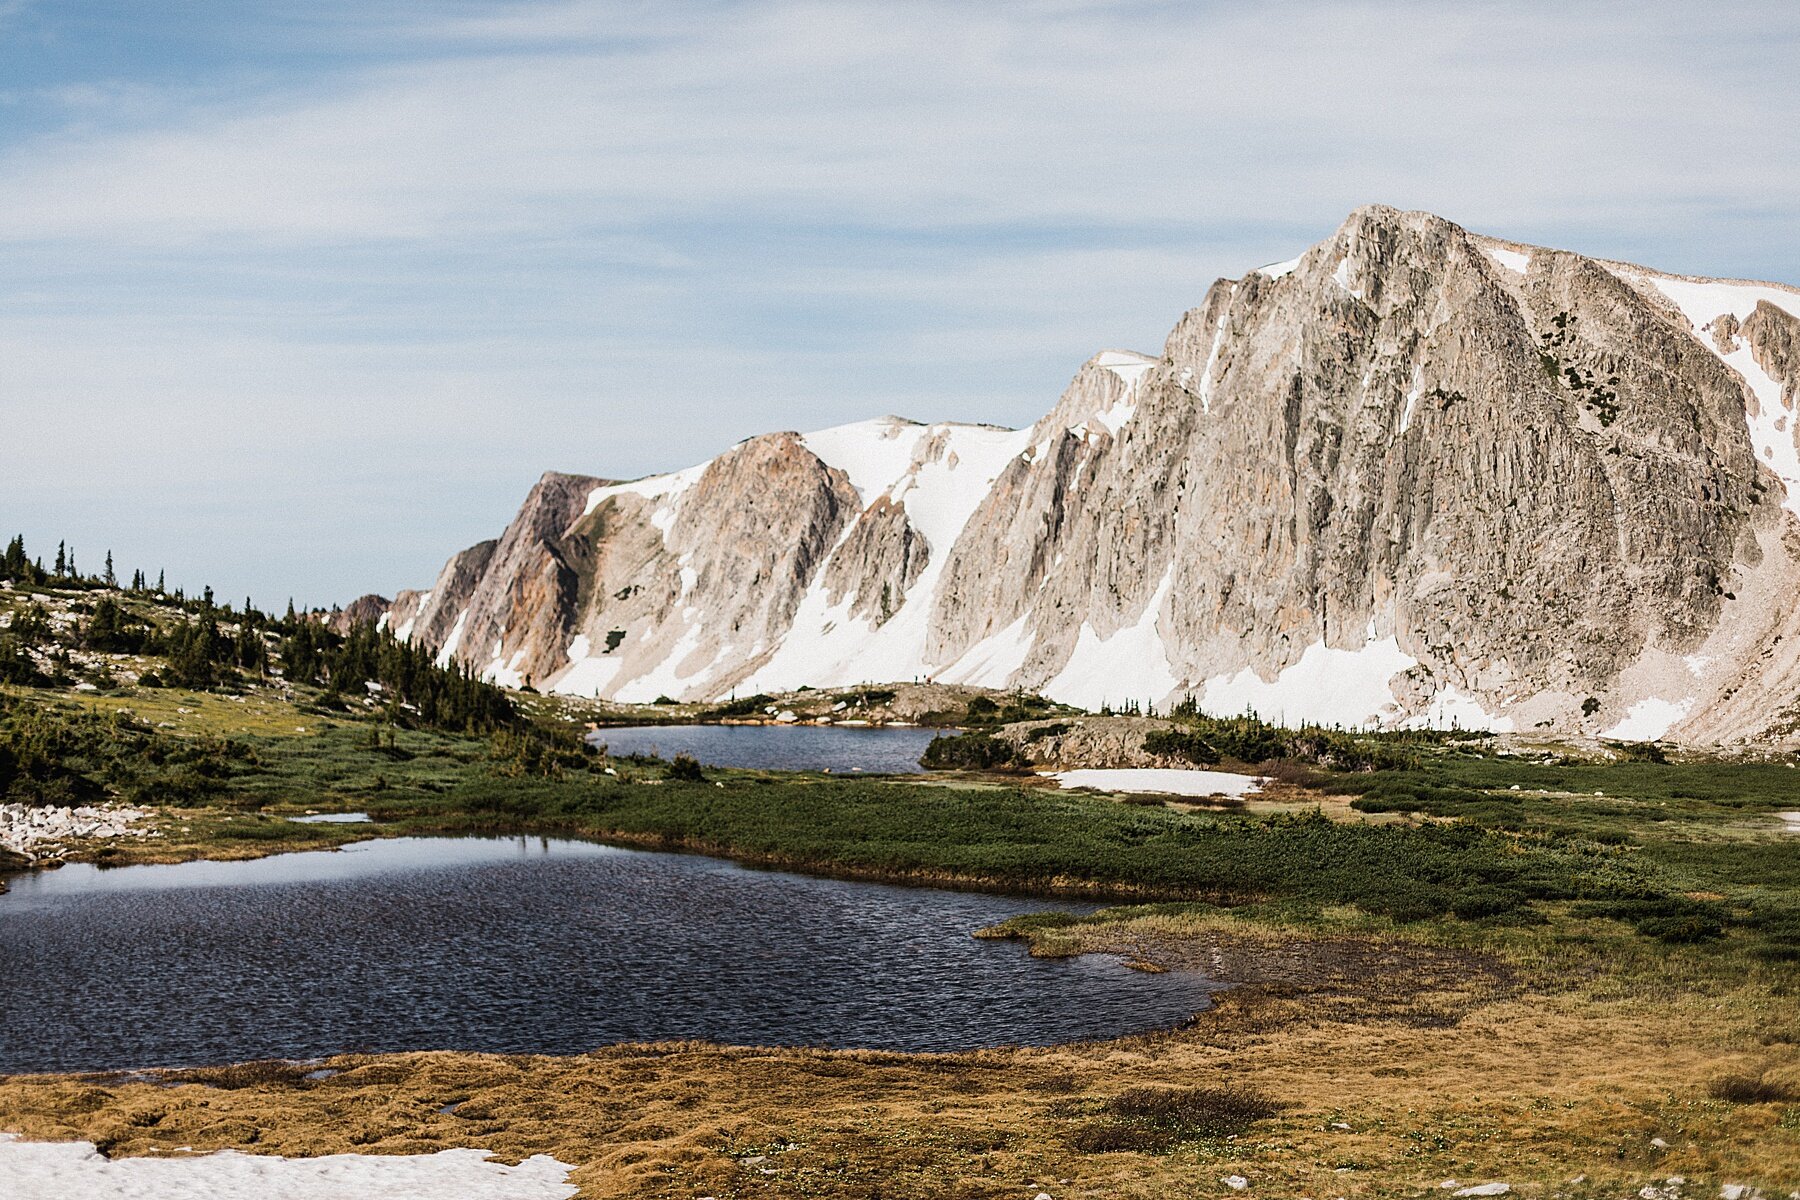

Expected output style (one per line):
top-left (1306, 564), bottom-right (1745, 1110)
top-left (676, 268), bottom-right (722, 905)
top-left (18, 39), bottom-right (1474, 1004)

top-left (0, 837), bottom-right (1216, 1074)
top-left (589, 723), bottom-right (943, 773)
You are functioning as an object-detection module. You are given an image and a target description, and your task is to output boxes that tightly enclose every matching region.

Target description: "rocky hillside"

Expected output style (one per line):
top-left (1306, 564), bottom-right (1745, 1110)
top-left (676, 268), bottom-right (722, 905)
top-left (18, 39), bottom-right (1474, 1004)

top-left (353, 205), bottom-right (1800, 744)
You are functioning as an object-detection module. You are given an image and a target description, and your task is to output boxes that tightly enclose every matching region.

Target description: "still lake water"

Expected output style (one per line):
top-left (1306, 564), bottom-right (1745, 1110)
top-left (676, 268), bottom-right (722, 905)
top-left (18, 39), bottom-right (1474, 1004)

top-left (590, 723), bottom-right (943, 773)
top-left (0, 837), bottom-right (1216, 1074)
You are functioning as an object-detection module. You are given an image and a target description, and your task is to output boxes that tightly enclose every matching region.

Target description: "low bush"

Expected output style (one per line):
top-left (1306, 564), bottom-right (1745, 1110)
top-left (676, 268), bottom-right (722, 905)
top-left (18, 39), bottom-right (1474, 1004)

top-left (666, 753), bottom-right (707, 783)
top-left (1104, 1085), bottom-right (1279, 1134)
top-left (920, 731), bottom-right (1023, 770)
top-left (1710, 1075), bottom-right (1798, 1104)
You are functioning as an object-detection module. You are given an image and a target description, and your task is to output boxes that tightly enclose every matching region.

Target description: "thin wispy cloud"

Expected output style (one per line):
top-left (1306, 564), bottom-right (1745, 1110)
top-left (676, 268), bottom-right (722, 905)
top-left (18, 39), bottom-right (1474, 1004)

top-left (2, 0), bottom-right (1797, 602)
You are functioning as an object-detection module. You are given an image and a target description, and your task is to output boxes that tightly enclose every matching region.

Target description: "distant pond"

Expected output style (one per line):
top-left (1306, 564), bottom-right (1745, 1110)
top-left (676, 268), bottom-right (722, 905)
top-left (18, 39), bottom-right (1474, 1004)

top-left (589, 723), bottom-right (944, 773)
top-left (0, 836), bottom-right (1218, 1074)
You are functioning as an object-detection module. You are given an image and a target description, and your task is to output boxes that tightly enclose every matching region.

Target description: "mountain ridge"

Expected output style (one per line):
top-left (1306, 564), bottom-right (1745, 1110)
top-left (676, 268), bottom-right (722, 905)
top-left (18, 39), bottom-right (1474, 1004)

top-left (345, 205), bottom-right (1800, 745)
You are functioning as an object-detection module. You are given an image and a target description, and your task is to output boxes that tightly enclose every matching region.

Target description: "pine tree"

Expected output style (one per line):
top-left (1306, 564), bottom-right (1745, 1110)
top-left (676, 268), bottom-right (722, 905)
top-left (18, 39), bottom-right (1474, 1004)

top-left (156, 570), bottom-right (165, 594)
top-left (54, 541), bottom-right (66, 576)
top-left (1, 535), bottom-right (25, 580)
top-left (103, 550), bottom-right (116, 587)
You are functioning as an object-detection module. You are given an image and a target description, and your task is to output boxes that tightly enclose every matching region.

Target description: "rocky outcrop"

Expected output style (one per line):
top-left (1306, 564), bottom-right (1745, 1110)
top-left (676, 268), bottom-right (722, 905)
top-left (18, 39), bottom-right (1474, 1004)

top-left (0, 803), bottom-right (158, 862)
top-left (328, 593), bottom-right (390, 635)
top-left (362, 206), bottom-right (1800, 744)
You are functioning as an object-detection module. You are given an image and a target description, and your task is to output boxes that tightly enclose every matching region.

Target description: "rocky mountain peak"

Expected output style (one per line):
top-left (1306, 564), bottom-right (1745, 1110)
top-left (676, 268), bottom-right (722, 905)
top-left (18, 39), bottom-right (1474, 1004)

top-left (356, 207), bottom-right (1800, 744)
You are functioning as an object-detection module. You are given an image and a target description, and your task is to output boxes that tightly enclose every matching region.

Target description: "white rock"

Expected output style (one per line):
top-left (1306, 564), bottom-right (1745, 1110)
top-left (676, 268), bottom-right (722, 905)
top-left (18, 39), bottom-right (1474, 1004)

top-left (1454, 1186), bottom-right (1511, 1198)
top-left (1222, 1176), bottom-right (1250, 1191)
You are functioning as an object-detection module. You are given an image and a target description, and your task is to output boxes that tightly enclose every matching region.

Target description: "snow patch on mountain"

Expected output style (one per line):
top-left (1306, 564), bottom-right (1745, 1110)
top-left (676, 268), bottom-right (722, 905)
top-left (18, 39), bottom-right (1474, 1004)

top-left (1602, 697), bottom-right (1693, 741)
top-left (435, 609), bottom-right (468, 668)
top-left (1042, 568), bottom-right (1180, 711)
top-left (801, 417), bottom-right (932, 504)
top-left (1633, 273), bottom-right (1800, 518)
top-left (936, 613), bottom-right (1037, 688)
top-left (1199, 636), bottom-right (1416, 728)
top-left (1484, 246), bottom-right (1531, 275)
top-left (735, 420), bottom-right (1035, 694)
top-left (1408, 685), bottom-right (1515, 733)
top-left (1643, 274), bottom-right (1800, 327)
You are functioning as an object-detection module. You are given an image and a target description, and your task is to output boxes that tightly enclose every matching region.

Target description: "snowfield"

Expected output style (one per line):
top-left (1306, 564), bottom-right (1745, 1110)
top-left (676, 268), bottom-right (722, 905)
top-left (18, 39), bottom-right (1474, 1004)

top-left (0, 1135), bottom-right (579, 1200)
top-left (1049, 769), bottom-right (1264, 798)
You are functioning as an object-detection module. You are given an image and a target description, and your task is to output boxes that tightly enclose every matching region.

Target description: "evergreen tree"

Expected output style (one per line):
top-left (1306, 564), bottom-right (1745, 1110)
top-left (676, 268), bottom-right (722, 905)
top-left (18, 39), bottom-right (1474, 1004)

top-left (54, 542), bottom-right (66, 576)
top-left (84, 597), bottom-right (147, 654)
top-left (103, 550), bottom-right (116, 587)
top-left (1, 536), bottom-right (26, 581)
top-left (156, 570), bottom-right (165, 594)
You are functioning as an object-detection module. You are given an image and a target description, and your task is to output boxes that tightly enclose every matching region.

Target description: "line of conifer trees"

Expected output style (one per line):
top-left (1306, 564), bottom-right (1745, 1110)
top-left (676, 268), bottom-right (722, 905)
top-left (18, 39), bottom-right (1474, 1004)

top-left (2, 532), bottom-right (521, 736)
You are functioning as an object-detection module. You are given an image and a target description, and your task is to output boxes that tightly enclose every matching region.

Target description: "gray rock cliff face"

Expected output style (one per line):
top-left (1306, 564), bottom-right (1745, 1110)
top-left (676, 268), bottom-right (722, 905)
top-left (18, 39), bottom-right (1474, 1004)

top-left (364, 206), bottom-right (1800, 743)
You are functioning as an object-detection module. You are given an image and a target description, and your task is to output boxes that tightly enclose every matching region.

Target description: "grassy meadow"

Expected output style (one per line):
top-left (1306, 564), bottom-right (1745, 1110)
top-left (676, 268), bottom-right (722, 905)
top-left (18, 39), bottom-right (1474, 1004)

top-left (2, 657), bottom-right (1799, 1197)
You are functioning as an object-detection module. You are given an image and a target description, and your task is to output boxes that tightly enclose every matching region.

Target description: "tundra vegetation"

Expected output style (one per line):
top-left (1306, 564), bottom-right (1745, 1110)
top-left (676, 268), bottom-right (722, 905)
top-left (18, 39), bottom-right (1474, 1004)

top-left (1, 534), bottom-right (1797, 1198)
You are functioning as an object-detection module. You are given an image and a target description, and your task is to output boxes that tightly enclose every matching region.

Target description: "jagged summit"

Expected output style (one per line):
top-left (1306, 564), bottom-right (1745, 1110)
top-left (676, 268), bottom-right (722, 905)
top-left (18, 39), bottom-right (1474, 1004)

top-left (358, 206), bottom-right (1800, 744)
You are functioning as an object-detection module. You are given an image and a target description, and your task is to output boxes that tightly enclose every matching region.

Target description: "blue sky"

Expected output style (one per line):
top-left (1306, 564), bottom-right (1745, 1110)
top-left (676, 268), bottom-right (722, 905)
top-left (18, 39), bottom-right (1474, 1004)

top-left (3, 0), bottom-right (1798, 605)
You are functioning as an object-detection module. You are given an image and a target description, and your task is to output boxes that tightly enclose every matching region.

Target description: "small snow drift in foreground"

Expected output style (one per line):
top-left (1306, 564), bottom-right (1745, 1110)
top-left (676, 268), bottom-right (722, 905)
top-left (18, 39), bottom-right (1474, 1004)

top-left (1777, 812), bottom-right (1800, 834)
top-left (286, 812), bottom-right (373, 824)
top-left (1049, 769), bottom-right (1263, 798)
top-left (0, 1134), bottom-right (579, 1200)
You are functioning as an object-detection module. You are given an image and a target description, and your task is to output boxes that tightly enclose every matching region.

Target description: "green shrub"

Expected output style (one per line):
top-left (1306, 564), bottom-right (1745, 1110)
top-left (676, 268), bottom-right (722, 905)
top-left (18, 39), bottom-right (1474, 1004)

top-left (920, 731), bottom-right (1023, 770)
top-left (666, 753), bottom-right (707, 783)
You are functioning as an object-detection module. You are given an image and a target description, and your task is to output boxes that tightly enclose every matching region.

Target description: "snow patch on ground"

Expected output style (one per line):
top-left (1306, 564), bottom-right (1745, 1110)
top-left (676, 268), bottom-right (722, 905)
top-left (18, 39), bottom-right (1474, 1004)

top-left (1255, 255), bottom-right (1302, 279)
top-left (1774, 812), bottom-right (1800, 834)
top-left (1200, 636), bottom-right (1416, 728)
top-left (1041, 569), bottom-right (1180, 711)
top-left (0, 1134), bottom-right (579, 1200)
top-left (1050, 769), bottom-right (1263, 798)
top-left (1601, 697), bottom-right (1692, 741)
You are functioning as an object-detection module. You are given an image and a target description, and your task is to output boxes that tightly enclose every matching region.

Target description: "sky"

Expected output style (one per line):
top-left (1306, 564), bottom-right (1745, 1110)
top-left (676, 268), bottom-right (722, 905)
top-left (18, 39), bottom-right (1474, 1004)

top-left (2, 0), bottom-right (1797, 606)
